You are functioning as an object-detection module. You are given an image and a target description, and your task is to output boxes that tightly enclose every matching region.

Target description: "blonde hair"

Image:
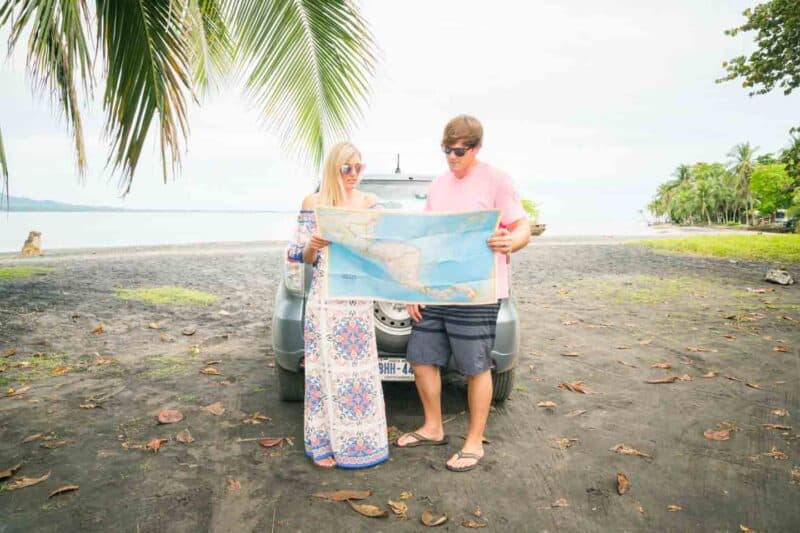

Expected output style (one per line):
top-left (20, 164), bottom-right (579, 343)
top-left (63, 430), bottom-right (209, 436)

top-left (318, 142), bottom-right (361, 207)
top-left (442, 114), bottom-right (483, 148)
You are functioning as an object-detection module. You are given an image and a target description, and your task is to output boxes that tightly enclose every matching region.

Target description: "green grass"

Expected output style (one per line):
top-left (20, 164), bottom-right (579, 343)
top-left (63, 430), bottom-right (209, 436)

top-left (0, 266), bottom-right (55, 280)
top-left (115, 286), bottom-right (218, 306)
top-left (7, 353), bottom-right (71, 383)
top-left (576, 275), bottom-right (724, 306)
top-left (143, 354), bottom-right (193, 380)
top-left (637, 234), bottom-right (800, 263)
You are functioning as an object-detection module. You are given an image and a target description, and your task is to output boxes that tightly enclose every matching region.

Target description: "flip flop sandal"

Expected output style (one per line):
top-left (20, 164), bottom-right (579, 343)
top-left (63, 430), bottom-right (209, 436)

top-left (393, 431), bottom-right (450, 448)
top-left (446, 450), bottom-right (483, 472)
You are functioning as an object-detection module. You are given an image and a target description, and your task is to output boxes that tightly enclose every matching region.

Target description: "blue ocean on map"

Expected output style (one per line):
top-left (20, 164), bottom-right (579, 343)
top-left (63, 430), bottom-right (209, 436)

top-left (320, 209), bottom-right (501, 304)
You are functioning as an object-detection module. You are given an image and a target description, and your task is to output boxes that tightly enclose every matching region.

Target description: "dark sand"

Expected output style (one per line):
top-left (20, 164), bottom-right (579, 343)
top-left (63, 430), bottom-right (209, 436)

top-left (0, 238), bottom-right (798, 532)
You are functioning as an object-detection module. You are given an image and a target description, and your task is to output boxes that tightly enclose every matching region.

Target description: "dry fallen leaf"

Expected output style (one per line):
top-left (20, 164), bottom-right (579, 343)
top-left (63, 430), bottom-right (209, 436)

top-left (204, 360), bottom-right (222, 366)
top-left (667, 504), bottom-right (682, 512)
top-left (6, 385), bottom-right (31, 397)
top-left (639, 339), bottom-right (653, 346)
top-left (91, 324), bottom-right (105, 335)
top-left (537, 401), bottom-right (557, 409)
top-left (204, 402), bottom-right (225, 416)
top-left (561, 351), bottom-right (580, 357)
top-left (159, 333), bottom-right (175, 343)
top-left (739, 525), bottom-right (754, 533)
top-left (566, 409), bottom-right (587, 417)
top-left (22, 432), bottom-right (44, 443)
top-left (791, 466), bottom-right (800, 484)
top-left (651, 362), bottom-right (672, 369)
top-left (313, 490), bottom-right (371, 501)
top-left (148, 322), bottom-right (162, 330)
top-left (156, 409), bottom-right (184, 424)
top-left (93, 356), bottom-right (114, 365)
top-left (700, 371), bottom-right (718, 378)
top-left (773, 346), bottom-right (789, 353)
top-left (226, 477), bottom-right (241, 492)
top-left (722, 334), bottom-right (736, 340)
top-left (420, 510), bottom-right (448, 527)
top-left (348, 500), bottom-right (389, 518)
top-left (461, 518), bottom-right (488, 528)
top-left (616, 472), bottom-right (630, 495)
top-left (686, 346), bottom-right (712, 352)
top-left (558, 381), bottom-right (589, 394)
top-left (243, 412), bottom-right (271, 425)
top-left (551, 498), bottom-right (569, 508)
top-left (146, 438), bottom-right (168, 452)
top-left (49, 485), bottom-right (80, 498)
top-left (772, 408), bottom-right (789, 417)
top-left (562, 320), bottom-right (579, 326)
top-left (646, 376), bottom-right (679, 384)
top-left (0, 462), bottom-right (22, 480)
top-left (399, 491), bottom-right (413, 500)
top-left (199, 367), bottom-right (221, 376)
top-left (188, 345), bottom-right (201, 354)
top-left (218, 309), bottom-right (231, 316)
top-left (387, 500), bottom-right (408, 516)
top-left (762, 424), bottom-right (792, 431)
top-left (176, 428), bottom-right (195, 444)
top-left (40, 439), bottom-right (72, 449)
top-left (677, 374), bottom-right (693, 381)
top-left (764, 446), bottom-right (788, 460)
top-left (5, 471), bottom-right (51, 491)
top-left (549, 437), bottom-right (579, 450)
top-left (610, 444), bottom-right (652, 460)
top-left (258, 437), bottom-right (284, 448)
top-left (473, 506), bottom-right (482, 517)
top-left (635, 502), bottom-right (646, 515)
top-left (3, 348), bottom-right (17, 358)
top-left (704, 429), bottom-right (731, 441)
top-left (745, 383), bottom-right (761, 390)
top-left (616, 346), bottom-right (632, 350)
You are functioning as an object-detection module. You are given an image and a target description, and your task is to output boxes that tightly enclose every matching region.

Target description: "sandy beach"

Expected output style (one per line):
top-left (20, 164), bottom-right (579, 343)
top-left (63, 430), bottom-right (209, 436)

top-left (0, 236), bottom-right (798, 532)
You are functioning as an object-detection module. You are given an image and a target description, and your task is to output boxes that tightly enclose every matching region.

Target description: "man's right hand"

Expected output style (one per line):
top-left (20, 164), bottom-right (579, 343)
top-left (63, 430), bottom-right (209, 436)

top-left (407, 304), bottom-right (425, 322)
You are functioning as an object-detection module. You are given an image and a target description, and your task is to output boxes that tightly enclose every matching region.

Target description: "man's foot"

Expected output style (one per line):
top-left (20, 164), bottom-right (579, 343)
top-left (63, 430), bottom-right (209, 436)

top-left (446, 449), bottom-right (484, 472)
top-left (394, 430), bottom-right (448, 448)
top-left (313, 456), bottom-right (336, 468)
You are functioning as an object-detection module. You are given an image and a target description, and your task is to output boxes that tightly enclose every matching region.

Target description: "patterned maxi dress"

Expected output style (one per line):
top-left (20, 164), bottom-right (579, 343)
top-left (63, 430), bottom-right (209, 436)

top-left (288, 210), bottom-right (389, 468)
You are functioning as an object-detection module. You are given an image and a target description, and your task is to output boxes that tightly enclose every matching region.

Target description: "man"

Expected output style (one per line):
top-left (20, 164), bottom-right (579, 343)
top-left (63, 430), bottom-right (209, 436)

top-left (395, 115), bottom-right (531, 472)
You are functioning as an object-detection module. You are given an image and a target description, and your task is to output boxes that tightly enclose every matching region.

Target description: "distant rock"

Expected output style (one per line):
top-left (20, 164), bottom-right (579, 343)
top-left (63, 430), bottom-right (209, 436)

top-left (20, 231), bottom-right (42, 257)
top-left (764, 269), bottom-right (794, 285)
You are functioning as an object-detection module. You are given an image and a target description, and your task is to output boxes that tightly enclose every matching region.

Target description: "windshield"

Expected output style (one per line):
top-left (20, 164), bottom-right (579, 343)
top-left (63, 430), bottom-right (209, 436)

top-left (359, 180), bottom-right (430, 211)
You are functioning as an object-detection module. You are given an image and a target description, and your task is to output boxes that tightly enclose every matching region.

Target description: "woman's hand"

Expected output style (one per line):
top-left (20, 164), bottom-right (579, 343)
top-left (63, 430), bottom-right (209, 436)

top-left (307, 234), bottom-right (330, 252)
top-left (407, 304), bottom-right (425, 322)
top-left (487, 227), bottom-right (513, 254)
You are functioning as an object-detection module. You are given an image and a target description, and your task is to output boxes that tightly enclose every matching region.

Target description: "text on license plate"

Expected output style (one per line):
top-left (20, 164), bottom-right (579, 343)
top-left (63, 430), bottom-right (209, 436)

top-left (378, 358), bottom-right (414, 381)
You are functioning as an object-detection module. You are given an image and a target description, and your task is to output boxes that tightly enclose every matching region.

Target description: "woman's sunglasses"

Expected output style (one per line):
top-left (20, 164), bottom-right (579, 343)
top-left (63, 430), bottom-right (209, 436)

top-left (340, 163), bottom-right (365, 176)
top-left (441, 145), bottom-right (473, 157)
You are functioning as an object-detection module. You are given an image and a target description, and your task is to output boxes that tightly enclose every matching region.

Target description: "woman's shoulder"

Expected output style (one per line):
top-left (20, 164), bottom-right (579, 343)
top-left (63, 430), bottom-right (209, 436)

top-left (363, 192), bottom-right (380, 207)
top-left (301, 193), bottom-right (319, 210)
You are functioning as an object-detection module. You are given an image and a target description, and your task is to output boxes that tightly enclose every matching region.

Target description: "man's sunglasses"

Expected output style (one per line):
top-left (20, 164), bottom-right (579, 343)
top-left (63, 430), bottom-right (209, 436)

top-left (340, 163), bottom-right (365, 176)
top-left (441, 145), bottom-right (473, 157)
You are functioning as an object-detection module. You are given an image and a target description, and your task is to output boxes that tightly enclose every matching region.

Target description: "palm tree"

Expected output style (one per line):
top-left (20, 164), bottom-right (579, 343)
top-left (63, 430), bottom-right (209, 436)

top-left (727, 142), bottom-right (759, 225)
top-left (0, 0), bottom-right (376, 197)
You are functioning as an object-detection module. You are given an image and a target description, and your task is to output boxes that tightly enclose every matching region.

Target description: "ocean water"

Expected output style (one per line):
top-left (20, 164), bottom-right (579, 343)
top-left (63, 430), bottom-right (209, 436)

top-left (0, 211), bottom-right (663, 253)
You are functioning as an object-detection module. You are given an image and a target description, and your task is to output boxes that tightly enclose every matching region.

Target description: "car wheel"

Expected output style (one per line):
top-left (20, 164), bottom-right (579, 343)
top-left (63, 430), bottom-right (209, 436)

top-left (277, 365), bottom-right (304, 402)
top-left (491, 368), bottom-right (515, 402)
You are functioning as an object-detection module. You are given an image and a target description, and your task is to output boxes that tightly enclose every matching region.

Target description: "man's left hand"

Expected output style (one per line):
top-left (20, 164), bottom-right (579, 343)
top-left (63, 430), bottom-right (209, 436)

top-left (487, 228), bottom-right (513, 254)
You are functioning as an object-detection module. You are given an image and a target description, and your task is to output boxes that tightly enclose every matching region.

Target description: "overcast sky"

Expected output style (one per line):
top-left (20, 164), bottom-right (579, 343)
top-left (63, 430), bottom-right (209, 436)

top-left (0, 1), bottom-right (795, 222)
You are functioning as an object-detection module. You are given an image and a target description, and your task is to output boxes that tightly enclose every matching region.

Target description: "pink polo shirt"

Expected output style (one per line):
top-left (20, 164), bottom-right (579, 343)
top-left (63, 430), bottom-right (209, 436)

top-left (425, 161), bottom-right (527, 300)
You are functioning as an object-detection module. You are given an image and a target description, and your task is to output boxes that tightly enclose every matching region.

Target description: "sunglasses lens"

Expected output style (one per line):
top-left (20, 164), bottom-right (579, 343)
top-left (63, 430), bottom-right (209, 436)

top-left (442, 146), bottom-right (469, 157)
top-left (341, 164), bottom-right (351, 175)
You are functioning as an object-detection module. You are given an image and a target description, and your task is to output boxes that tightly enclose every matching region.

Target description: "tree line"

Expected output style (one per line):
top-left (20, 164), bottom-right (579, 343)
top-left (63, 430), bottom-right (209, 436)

top-left (647, 139), bottom-right (800, 226)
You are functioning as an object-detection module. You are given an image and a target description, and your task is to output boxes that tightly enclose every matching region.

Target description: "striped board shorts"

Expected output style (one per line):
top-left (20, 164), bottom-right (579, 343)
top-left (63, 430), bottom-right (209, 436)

top-left (406, 302), bottom-right (501, 376)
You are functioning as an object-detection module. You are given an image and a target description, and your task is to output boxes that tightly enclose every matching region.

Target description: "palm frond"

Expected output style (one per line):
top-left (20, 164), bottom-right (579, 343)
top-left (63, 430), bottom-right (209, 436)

top-left (187, 0), bottom-right (233, 92)
top-left (232, 0), bottom-right (377, 168)
top-left (96, 0), bottom-right (195, 193)
top-left (2, 0), bottom-right (93, 176)
top-left (0, 126), bottom-right (9, 208)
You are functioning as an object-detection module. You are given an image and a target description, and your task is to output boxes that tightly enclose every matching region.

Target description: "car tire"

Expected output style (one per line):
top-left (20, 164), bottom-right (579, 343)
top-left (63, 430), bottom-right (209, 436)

top-left (491, 368), bottom-right (515, 402)
top-left (277, 365), bottom-right (304, 402)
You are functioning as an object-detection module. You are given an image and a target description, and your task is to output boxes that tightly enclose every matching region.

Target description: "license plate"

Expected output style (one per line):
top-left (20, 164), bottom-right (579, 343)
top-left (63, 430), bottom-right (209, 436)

top-left (378, 358), bottom-right (414, 381)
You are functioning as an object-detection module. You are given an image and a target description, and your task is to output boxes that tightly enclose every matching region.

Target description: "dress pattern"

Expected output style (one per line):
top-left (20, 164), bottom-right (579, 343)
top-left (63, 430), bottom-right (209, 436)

top-left (288, 210), bottom-right (389, 468)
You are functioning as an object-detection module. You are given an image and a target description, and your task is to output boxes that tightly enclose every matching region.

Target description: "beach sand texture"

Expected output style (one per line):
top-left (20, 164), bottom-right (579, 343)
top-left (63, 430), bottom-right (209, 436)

top-left (0, 239), bottom-right (798, 532)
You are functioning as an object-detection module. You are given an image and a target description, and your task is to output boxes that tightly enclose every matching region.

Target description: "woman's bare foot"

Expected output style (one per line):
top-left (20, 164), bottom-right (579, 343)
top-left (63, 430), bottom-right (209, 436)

top-left (313, 456), bottom-right (336, 468)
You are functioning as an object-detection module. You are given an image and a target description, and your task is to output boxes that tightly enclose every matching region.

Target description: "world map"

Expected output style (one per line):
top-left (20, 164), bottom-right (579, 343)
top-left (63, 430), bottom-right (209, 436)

top-left (316, 207), bottom-right (500, 304)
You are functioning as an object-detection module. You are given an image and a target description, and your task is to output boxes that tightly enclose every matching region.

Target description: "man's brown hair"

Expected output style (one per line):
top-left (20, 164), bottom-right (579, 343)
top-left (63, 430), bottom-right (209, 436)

top-left (441, 114), bottom-right (483, 148)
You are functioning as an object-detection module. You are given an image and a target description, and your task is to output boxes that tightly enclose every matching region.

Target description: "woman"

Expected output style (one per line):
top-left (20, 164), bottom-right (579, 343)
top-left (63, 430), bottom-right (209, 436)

top-left (287, 142), bottom-right (389, 469)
